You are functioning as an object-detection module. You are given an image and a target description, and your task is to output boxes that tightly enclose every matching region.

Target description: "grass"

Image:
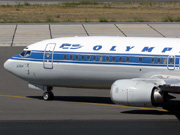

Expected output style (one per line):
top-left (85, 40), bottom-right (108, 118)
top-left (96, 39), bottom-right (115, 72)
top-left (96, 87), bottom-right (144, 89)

top-left (163, 16), bottom-right (180, 22)
top-left (62, 1), bottom-right (99, 7)
top-left (0, 2), bottom-right (180, 22)
top-left (99, 17), bottom-right (109, 22)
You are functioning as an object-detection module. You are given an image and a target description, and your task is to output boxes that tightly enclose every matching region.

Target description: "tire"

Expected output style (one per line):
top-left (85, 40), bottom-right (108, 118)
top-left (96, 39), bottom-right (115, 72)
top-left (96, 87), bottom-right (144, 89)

top-left (49, 91), bottom-right (54, 100)
top-left (43, 91), bottom-right (54, 101)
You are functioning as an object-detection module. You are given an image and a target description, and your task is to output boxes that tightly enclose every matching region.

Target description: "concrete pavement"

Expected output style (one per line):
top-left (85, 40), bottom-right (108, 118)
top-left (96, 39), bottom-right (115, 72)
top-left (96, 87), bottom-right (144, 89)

top-left (0, 23), bottom-right (180, 47)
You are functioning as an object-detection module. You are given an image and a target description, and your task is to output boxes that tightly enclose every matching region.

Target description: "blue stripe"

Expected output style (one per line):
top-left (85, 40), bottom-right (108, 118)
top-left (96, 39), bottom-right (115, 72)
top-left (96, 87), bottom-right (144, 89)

top-left (16, 50), bottom-right (171, 57)
top-left (10, 51), bottom-right (179, 67)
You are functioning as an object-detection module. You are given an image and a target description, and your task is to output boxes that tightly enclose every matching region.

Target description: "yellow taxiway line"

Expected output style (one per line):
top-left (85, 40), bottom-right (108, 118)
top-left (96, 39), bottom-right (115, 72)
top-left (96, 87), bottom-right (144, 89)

top-left (72, 102), bottom-right (168, 112)
top-left (0, 94), bottom-right (32, 99)
top-left (0, 94), bottom-right (168, 112)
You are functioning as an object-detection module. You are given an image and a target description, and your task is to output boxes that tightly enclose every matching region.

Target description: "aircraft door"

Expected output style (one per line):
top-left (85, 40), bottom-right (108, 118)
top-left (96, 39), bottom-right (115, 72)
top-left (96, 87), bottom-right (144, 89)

top-left (25, 63), bottom-right (30, 75)
top-left (167, 55), bottom-right (175, 70)
top-left (43, 43), bottom-right (56, 69)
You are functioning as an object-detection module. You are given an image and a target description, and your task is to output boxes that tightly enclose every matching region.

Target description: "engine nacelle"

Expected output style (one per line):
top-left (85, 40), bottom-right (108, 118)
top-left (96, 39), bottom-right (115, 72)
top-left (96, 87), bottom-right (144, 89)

top-left (110, 79), bottom-right (165, 107)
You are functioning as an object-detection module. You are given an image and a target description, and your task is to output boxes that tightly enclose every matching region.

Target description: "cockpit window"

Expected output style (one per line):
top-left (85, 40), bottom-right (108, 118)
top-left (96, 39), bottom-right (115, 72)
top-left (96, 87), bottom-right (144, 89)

top-left (20, 51), bottom-right (26, 57)
top-left (26, 51), bottom-right (31, 56)
top-left (20, 50), bottom-right (31, 57)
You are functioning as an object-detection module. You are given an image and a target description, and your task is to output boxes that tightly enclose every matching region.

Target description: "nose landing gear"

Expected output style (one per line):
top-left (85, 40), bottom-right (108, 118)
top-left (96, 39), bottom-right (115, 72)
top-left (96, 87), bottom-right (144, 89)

top-left (43, 91), bottom-right (54, 100)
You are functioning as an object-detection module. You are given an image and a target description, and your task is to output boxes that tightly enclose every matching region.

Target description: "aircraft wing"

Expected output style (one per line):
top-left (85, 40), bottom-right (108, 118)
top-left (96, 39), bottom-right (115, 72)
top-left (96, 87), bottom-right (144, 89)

top-left (133, 75), bottom-right (180, 94)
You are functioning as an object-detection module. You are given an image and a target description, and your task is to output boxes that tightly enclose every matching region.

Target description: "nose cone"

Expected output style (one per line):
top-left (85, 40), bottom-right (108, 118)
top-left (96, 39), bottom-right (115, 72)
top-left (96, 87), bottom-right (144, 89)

top-left (4, 59), bottom-right (12, 72)
top-left (4, 59), bottom-right (25, 79)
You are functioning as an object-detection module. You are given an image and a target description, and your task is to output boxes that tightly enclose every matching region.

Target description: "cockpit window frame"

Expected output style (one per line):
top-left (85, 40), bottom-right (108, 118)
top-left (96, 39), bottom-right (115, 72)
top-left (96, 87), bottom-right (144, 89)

top-left (20, 50), bottom-right (32, 57)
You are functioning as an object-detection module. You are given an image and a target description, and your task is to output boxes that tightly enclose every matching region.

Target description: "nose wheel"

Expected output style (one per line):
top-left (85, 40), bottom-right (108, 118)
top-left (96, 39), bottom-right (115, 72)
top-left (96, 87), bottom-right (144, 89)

top-left (43, 91), bottom-right (54, 100)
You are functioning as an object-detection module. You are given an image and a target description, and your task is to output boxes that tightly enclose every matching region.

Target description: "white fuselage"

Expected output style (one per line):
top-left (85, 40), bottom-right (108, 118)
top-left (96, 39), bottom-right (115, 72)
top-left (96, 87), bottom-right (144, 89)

top-left (4, 36), bottom-right (180, 89)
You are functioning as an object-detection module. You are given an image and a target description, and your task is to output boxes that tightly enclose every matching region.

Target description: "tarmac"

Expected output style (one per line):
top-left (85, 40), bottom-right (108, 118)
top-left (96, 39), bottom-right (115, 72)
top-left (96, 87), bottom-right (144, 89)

top-left (1, 23), bottom-right (180, 134)
top-left (0, 23), bottom-right (180, 46)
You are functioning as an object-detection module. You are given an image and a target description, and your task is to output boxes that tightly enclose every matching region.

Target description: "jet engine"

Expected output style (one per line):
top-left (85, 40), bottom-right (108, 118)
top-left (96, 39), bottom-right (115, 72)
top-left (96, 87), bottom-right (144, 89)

top-left (110, 79), bottom-right (167, 107)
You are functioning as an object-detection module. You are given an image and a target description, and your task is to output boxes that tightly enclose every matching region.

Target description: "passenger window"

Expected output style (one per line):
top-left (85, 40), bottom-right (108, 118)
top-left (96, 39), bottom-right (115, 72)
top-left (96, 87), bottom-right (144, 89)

top-left (87, 55), bottom-right (91, 61)
top-left (170, 58), bottom-right (174, 64)
top-left (99, 56), bottom-right (103, 61)
top-left (81, 55), bottom-right (85, 61)
top-left (93, 56), bottom-right (96, 61)
top-left (69, 55), bottom-right (73, 60)
top-left (151, 57), bottom-right (155, 63)
top-left (163, 58), bottom-right (167, 64)
top-left (157, 58), bottom-right (161, 63)
top-left (75, 55), bottom-right (79, 60)
top-left (119, 56), bottom-right (123, 62)
top-left (139, 57), bottom-right (142, 63)
top-left (106, 56), bottom-right (109, 62)
top-left (112, 56), bottom-right (116, 62)
top-left (126, 57), bottom-right (130, 62)
top-left (64, 55), bottom-right (67, 60)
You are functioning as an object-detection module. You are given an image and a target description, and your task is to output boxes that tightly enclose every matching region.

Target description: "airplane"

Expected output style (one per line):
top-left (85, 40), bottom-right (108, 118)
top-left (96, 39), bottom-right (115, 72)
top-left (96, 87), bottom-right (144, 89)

top-left (4, 36), bottom-right (180, 107)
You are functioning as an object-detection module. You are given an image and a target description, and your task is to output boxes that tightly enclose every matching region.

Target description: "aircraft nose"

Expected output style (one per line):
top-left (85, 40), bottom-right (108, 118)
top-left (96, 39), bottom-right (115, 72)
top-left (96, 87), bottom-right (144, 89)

top-left (4, 59), bottom-right (11, 72)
